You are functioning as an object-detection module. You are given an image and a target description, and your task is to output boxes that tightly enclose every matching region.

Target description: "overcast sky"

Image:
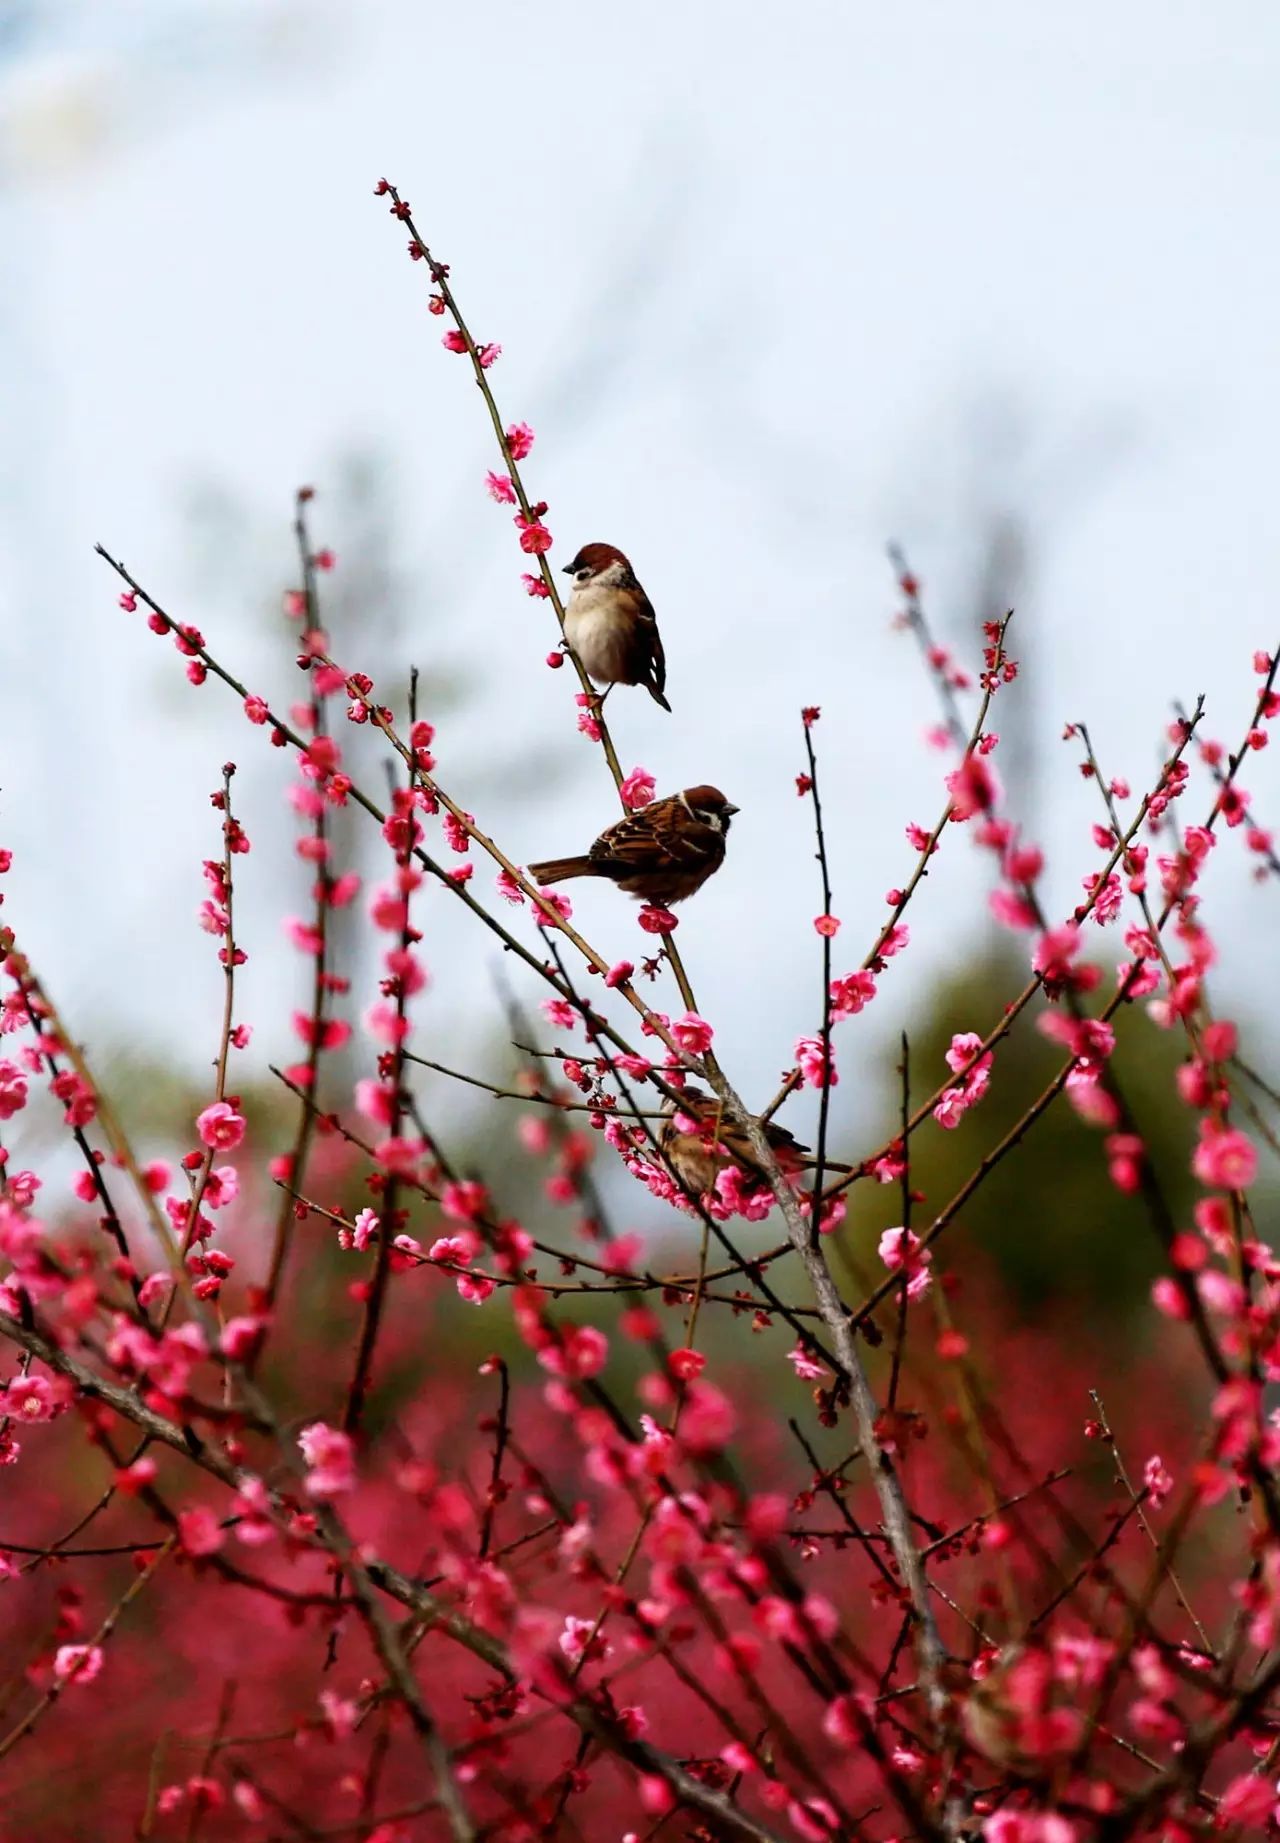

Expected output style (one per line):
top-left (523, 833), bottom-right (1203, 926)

top-left (3, 0), bottom-right (1279, 1155)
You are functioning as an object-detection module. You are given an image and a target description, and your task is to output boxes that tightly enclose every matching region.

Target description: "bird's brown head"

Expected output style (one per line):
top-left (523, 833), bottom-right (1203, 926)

top-left (662, 1083), bottom-right (712, 1120)
top-left (666, 1076), bottom-right (714, 1105)
top-left (563, 542), bottom-right (631, 587)
top-left (680, 786), bottom-right (740, 832)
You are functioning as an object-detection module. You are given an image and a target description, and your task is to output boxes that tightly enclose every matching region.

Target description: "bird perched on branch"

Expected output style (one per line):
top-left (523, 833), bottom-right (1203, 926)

top-left (562, 542), bottom-right (670, 711)
top-left (660, 1087), bottom-right (854, 1197)
top-left (660, 1086), bottom-right (810, 1196)
top-left (528, 786), bottom-right (737, 907)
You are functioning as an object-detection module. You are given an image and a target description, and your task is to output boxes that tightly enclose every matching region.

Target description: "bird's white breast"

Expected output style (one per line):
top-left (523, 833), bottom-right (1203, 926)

top-left (564, 585), bottom-right (633, 683)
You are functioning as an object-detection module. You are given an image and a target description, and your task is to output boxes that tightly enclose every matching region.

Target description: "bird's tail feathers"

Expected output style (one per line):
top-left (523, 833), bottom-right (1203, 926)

top-left (527, 855), bottom-right (596, 887)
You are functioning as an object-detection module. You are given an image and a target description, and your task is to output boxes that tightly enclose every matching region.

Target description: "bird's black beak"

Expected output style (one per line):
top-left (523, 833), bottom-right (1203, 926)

top-left (725, 804), bottom-right (741, 817)
top-left (561, 564), bottom-right (576, 576)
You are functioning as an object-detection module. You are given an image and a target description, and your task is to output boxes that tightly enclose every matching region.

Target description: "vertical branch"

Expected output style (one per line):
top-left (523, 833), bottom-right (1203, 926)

top-left (179, 762), bottom-right (242, 1254)
top-left (185, 1680), bottom-right (237, 1843)
top-left (264, 489), bottom-right (335, 1315)
top-left (478, 1357), bottom-right (511, 1561)
top-left (343, 675), bottom-right (419, 1435)
top-left (705, 1063), bottom-right (951, 1737)
top-left (801, 709), bottom-right (835, 1237)
top-left (887, 1033), bottom-right (911, 1414)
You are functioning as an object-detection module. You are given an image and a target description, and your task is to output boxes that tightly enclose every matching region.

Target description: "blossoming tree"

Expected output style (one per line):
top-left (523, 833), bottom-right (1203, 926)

top-left (1, 178), bottom-right (1279, 1843)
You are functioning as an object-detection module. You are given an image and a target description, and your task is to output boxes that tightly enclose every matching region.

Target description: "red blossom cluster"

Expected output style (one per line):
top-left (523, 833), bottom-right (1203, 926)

top-left (0, 181), bottom-right (1279, 1843)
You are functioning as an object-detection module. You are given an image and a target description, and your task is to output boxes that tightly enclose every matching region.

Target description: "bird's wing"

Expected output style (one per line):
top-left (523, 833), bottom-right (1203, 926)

top-left (594, 797), bottom-right (716, 872)
top-left (590, 804), bottom-right (670, 872)
top-left (648, 608), bottom-right (667, 699)
top-left (619, 578), bottom-right (666, 696)
top-left (678, 1091), bottom-right (806, 1175)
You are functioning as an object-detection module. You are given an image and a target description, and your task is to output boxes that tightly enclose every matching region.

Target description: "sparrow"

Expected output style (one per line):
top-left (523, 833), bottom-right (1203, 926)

top-left (528, 785), bottom-right (738, 907)
top-left (660, 1086), bottom-right (854, 1196)
top-left (562, 542), bottom-right (670, 711)
top-left (660, 1086), bottom-right (809, 1196)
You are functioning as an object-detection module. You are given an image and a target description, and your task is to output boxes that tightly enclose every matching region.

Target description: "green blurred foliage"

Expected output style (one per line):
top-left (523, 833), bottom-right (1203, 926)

top-left (845, 945), bottom-right (1196, 1321)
